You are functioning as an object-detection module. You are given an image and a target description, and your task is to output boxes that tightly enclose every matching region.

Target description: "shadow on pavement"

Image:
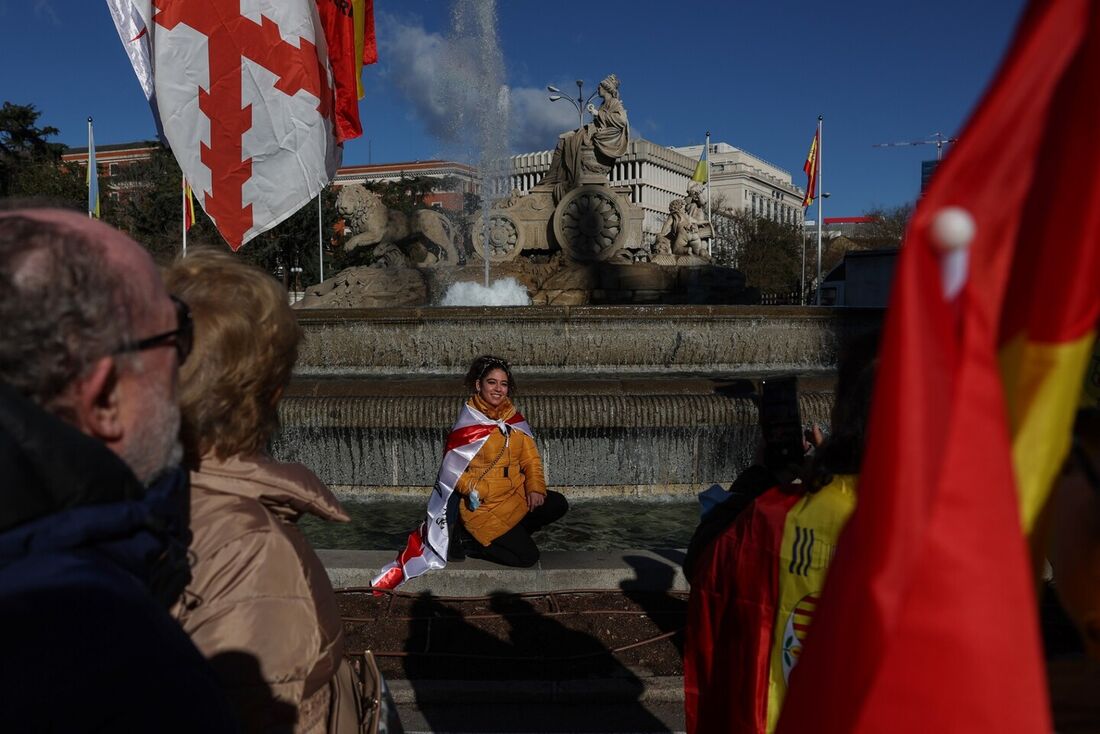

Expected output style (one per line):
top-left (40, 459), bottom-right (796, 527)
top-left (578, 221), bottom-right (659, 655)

top-left (621, 552), bottom-right (688, 657)
top-left (401, 591), bottom-right (674, 732)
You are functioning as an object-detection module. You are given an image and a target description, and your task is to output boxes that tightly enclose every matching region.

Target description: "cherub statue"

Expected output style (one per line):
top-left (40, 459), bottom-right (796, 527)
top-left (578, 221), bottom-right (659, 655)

top-left (655, 198), bottom-right (706, 257)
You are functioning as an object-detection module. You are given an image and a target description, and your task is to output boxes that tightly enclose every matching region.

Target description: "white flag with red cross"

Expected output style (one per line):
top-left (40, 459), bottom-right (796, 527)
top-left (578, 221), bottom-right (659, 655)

top-left (107, 0), bottom-right (341, 250)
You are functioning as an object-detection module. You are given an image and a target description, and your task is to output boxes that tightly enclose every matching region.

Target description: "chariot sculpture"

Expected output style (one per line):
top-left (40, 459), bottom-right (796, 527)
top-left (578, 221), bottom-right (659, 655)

top-left (473, 73), bottom-right (645, 264)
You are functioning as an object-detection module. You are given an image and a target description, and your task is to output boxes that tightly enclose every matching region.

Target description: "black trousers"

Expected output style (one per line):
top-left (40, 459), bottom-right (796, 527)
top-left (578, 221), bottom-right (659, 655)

top-left (450, 491), bottom-right (568, 568)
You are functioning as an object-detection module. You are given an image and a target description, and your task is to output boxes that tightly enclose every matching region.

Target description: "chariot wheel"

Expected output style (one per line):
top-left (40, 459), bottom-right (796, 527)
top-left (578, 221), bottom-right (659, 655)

top-left (553, 185), bottom-right (626, 263)
top-left (472, 213), bottom-right (524, 262)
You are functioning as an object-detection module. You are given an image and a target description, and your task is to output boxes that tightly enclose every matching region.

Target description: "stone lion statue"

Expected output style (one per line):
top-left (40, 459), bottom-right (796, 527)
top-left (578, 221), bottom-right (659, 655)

top-left (335, 185), bottom-right (459, 268)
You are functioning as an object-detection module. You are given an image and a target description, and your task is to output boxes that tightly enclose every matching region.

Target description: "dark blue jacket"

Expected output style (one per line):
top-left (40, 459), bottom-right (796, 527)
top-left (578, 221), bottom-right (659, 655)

top-left (0, 382), bottom-right (238, 732)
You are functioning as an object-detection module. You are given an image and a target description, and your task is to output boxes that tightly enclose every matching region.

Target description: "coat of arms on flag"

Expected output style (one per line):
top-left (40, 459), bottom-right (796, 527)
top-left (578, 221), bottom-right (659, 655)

top-left (107, 0), bottom-right (374, 251)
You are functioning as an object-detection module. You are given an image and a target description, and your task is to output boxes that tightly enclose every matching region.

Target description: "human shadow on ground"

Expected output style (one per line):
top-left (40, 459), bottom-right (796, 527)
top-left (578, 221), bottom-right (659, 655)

top-left (401, 591), bottom-right (674, 732)
top-left (620, 552), bottom-right (689, 658)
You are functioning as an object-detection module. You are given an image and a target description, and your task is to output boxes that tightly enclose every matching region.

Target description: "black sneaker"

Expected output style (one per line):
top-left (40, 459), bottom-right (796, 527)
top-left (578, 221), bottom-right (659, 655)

top-left (448, 524), bottom-right (473, 562)
top-left (447, 534), bottom-right (466, 562)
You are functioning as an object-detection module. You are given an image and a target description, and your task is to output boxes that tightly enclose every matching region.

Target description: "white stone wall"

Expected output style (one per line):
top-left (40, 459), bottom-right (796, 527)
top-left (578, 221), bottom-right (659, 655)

top-left (501, 138), bottom-right (807, 239)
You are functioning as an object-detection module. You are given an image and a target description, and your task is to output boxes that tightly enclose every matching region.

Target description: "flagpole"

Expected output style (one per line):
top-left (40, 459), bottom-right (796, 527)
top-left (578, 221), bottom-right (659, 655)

top-left (815, 114), bottom-right (823, 305)
top-left (705, 130), bottom-right (712, 258)
top-left (86, 117), bottom-right (94, 219)
top-left (181, 175), bottom-right (188, 258)
top-left (317, 193), bottom-right (324, 282)
top-left (801, 225), bottom-right (806, 306)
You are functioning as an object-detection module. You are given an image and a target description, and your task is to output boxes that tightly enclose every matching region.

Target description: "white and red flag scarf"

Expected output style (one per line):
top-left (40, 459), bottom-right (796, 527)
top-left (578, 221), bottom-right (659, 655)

top-left (107, 0), bottom-right (345, 250)
top-left (371, 404), bottom-right (533, 592)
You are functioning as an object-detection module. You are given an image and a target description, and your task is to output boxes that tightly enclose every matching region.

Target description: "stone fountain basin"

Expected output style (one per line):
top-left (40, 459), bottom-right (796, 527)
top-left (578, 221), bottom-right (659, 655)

top-left (273, 305), bottom-right (881, 497)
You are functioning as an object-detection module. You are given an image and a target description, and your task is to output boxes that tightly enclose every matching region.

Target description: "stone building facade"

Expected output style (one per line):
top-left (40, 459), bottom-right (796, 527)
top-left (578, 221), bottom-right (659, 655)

top-left (501, 139), bottom-right (805, 240)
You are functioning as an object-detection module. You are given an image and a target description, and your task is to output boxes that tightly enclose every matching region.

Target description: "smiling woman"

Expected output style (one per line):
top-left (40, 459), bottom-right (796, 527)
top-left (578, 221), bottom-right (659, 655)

top-left (448, 354), bottom-right (569, 567)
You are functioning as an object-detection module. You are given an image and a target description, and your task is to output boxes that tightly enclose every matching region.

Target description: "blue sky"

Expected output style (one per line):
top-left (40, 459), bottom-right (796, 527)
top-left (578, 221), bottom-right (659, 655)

top-left (0, 0), bottom-right (1026, 217)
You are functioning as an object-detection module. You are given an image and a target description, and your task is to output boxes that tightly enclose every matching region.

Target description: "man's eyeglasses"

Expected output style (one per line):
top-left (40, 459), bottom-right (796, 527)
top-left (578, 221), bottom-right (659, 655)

top-left (114, 295), bottom-right (193, 365)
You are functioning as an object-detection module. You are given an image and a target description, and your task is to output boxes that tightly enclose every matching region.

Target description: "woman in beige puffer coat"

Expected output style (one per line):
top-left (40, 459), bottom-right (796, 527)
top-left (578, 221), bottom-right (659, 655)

top-left (167, 250), bottom-right (400, 734)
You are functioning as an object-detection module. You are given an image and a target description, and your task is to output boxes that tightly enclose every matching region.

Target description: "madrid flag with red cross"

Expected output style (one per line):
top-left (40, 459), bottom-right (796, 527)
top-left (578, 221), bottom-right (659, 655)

top-left (107, 0), bottom-right (345, 250)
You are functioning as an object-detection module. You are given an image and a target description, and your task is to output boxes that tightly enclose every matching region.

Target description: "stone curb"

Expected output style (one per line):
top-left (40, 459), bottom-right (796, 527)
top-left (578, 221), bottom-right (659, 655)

top-left (323, 549), bottom-right (690, 596)
top-left (385, 676), bottom-right (685, 705)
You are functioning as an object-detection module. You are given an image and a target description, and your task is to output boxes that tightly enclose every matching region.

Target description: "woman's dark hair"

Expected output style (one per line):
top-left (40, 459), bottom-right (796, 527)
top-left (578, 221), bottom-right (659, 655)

top-left (808, 329), bottom-right (881, 491)
top-left (464, 355), bottom-right (516, 396)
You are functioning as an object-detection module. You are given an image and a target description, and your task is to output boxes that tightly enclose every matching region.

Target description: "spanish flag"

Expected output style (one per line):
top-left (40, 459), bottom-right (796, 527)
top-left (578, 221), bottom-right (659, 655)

top-left (800, 130), bottom-right (818, 208)
top-left (317, 0), bottom-right (378, 142)
top-left (685, 477), bottom-right (858, 734)
top-left (691, 145), bottom-right (707, 184)
top-left (182, 177), bottom-right (196, 231)
top-left (776, 2), bottom-right (1100, 733)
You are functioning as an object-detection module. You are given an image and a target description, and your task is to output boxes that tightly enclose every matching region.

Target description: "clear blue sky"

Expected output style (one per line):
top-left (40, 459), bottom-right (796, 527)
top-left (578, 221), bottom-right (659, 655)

top-left (0, 0), bottom-right (1027, 217)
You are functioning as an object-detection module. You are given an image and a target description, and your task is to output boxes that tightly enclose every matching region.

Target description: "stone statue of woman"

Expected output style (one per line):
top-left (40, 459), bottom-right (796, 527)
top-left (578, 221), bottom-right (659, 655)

top-left (537, 74), bottom-right (630, 202)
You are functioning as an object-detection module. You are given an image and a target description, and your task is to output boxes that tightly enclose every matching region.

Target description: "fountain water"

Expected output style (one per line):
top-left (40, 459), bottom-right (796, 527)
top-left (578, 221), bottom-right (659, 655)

top-left (436, 0), bottom-right (510, 290)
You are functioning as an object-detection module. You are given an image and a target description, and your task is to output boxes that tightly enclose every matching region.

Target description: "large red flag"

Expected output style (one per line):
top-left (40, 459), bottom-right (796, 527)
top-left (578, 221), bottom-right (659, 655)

top-left (776, 1), bottom-right (1100, 732)
top-left (316, 0), bottom-right (378, 142)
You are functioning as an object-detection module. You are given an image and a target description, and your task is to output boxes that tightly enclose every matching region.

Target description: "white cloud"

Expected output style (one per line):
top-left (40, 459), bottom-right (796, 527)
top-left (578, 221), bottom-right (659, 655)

top-left (379, 13), bottom-right (578, 156)
top-left (33, 0), bottom-right (59, 24)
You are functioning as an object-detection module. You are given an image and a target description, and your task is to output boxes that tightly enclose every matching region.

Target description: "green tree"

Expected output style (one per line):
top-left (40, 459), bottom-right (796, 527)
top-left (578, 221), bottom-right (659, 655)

top-left (712, 209), bottom-right (802, 295)
top-left (860, 203), bottom-right (913, 247)
top-left (237, 186), bottom-right (341, 289)
top-left (0, 102), bottom-right (84, 205)
top-left (364, 175), bottom-right (437, 216)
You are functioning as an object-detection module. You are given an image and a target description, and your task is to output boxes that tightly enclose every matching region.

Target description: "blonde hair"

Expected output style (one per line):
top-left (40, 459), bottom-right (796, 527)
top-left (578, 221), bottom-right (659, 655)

top-left (164, 248), bottom-right (300, 461)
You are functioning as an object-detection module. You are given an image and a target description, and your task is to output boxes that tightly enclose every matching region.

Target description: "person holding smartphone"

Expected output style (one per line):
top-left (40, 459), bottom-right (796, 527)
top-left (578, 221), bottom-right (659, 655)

top-left (684, 331), bottom-right (879, 734)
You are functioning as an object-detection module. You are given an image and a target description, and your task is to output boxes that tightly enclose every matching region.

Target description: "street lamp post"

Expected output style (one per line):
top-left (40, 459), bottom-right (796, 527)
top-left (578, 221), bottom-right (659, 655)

top-left (547, 79), bottom-right (599, 129)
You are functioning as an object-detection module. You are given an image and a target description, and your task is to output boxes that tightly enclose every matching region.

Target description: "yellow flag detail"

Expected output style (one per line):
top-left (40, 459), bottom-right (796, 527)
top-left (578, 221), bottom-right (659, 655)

top-left (1000, 331), bottom-right (1098, 532)
top-left (765, 475), bottom-right (858, 733)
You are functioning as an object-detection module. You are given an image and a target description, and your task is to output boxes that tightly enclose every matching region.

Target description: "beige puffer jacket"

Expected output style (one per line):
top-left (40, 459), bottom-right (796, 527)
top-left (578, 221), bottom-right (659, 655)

top-left (172, 453), bottom-right (352, 734)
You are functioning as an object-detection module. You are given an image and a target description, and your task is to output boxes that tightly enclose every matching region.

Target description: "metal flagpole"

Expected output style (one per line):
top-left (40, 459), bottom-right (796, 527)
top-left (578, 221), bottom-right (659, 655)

top-left (801, 226), bottom-right (806, 306)
top-left (705, 130), bottom-right (712, 258)
top-left (317, 193), bottom-right (324, 282)
top-left (86, 118), bottom-right (93, 218)
top-left (815, 114), bottom-right (823, 305)
top-left (181, 176), bottom-right (188, 258)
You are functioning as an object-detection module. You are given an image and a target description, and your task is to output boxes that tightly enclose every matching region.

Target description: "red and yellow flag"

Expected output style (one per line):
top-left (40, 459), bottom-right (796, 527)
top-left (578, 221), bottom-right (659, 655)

top-left (800, 130), bottom-right (818, 208)
top-left (684, 477), bottom-right (857, 734)
top-left (182, 177), bottom-right (196, 231)
top-left (317, 0), bottom-right (378, 142)
top-left (776, 2), bottom-right (1100, 733)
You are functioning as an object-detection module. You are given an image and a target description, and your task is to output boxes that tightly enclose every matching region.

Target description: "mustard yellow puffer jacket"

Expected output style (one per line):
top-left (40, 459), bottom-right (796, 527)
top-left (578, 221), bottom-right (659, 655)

top-left (456, 395), bottom-right (547, 546)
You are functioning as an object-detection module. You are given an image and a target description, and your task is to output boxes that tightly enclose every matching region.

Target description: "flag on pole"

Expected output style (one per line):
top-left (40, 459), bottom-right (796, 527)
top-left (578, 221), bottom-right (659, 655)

top-left (182, 177), bottom-right (196, 231)
top-left (86, 119), bottom-right (100, 220)
top-left (317, 0), bottom-right (378, 142)
top-left (691, 144), bottom-right (708, 184)
top-left (356, 0), bottom-right (378, 93)
top-left (109, 0), bottom-right (343, 251)
top-left (776, 2), bottom-right (1100, 733)
top-left (800, 131), bottom-right (819, 208)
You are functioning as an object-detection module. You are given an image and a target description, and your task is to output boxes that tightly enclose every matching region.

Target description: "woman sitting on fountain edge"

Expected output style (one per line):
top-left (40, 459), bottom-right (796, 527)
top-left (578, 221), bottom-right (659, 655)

top-left (447, 355), bottom-right (568, 567)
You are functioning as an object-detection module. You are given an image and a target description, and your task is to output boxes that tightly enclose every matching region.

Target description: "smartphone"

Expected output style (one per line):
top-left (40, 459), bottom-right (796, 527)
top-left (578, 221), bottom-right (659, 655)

top-left (759, 376), bottom-right (803, 471)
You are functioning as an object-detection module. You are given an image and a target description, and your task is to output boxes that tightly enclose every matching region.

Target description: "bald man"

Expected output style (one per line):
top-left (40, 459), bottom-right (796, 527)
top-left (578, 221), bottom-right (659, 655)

top-left (0, 210), bottom-right (237, 732)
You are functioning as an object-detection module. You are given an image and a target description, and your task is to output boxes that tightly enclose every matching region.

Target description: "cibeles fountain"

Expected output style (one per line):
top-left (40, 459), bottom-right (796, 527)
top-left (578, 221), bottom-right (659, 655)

top-left (297, 72), bottom-right (739, 309)
top-left (273, 60), bottom-right (877, 516)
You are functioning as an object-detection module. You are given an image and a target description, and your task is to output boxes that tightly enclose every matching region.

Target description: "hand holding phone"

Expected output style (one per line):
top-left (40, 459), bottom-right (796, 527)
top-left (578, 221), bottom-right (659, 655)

top-left (759, 376), bottom-right (804, 473)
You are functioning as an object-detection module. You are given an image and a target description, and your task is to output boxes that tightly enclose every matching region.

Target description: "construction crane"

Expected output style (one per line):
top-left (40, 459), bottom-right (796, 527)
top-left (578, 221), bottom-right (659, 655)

top-left (872, 131), bottom-right (958, 160)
